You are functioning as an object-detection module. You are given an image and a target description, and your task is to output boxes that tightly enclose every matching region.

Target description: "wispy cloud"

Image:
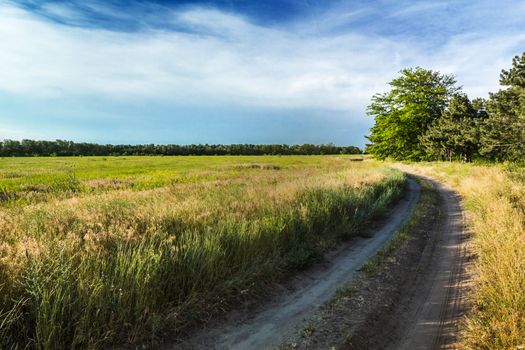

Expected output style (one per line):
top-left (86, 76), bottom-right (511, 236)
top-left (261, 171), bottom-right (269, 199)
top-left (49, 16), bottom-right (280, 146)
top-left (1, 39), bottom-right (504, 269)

top-left (389, 2), bottom-right (448, 18)
top-left (0, 4), bottom-right (396, 110)
top-left (0, 0), bottom-right (524, 144)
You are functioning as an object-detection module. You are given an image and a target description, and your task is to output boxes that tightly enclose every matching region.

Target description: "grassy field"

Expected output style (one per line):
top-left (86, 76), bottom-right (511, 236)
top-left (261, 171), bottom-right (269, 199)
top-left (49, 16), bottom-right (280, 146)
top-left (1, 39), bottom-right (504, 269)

top-left (405, 162), bottom-right (525, 349)
top-left (0, 156), bottom-right (345, 205)
top-left (0, 155), bottom-right (404, 349)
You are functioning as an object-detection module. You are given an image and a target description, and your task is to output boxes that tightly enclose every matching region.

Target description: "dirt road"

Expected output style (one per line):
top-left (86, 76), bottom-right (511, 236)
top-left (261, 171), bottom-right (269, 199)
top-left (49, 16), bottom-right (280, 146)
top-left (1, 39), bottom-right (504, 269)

top-left (341, 175), bottom-right (470, 350)
top-left (384, 177), bottom-right (470, 350)
top-left (174, 179), bottom-right (421, 350)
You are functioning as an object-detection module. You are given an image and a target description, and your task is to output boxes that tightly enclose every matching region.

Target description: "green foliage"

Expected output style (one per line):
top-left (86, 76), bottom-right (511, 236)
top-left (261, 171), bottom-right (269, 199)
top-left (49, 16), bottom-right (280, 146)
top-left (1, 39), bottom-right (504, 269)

top-left (421, 93), bottom-right (484, 162)
top-left (366, 67), bottom-right (459, 160)
top-left (367, 52), bottom-right (525, 163)
top-left (480, 52), bottom-right (525, 161)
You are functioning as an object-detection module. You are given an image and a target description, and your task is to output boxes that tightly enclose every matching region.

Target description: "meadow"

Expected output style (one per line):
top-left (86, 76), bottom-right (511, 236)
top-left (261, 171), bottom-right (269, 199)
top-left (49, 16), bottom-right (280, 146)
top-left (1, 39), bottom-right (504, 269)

top-left (0, 155), bottom-right (405, 349)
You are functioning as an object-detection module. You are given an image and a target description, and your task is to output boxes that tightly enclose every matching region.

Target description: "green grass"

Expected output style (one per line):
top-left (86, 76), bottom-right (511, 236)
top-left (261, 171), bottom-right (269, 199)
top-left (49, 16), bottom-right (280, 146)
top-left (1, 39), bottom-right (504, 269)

top-left (0, 156), bottom-right (405, 349)
top-left (0, 155), bottom-right (362, 206)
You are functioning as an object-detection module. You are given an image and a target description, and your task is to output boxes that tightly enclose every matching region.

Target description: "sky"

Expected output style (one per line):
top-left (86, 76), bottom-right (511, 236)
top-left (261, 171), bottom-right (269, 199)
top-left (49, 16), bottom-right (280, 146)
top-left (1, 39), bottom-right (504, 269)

top-left (0, 0), bottom-right (524, 147)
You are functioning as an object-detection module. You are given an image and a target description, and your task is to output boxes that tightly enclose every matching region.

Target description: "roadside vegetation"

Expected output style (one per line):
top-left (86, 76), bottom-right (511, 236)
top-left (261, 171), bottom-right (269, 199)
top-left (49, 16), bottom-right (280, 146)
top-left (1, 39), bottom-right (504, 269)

top-left (0, 156), bottom-right (404, 349)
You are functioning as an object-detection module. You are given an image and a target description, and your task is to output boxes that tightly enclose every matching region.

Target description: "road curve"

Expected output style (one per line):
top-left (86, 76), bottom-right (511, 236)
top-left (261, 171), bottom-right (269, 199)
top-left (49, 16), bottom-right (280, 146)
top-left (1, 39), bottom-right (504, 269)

top-left (174, 179), bottom-right (421, 350)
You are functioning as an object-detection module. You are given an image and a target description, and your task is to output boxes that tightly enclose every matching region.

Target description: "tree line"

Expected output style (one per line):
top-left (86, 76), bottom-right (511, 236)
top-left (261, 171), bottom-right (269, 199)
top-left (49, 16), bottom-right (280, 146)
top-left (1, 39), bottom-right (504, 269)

top-left (366, 52), bottom-right (525, 162)
top-left (0, 140), bottom-right (361, 157)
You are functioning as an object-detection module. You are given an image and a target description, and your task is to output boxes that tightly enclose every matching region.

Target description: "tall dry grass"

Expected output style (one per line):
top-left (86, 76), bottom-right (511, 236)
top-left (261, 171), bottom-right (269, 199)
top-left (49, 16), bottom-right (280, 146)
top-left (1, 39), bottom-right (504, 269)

top-left (404, 162), bottom-right (525, 349)
top-left (0, 159), bottom-right (405, 349)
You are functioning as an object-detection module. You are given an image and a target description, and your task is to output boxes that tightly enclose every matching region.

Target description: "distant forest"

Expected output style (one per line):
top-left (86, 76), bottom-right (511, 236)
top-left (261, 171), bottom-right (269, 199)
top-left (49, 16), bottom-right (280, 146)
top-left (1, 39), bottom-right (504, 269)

top-left (0, 140), bottom-right (361, 157)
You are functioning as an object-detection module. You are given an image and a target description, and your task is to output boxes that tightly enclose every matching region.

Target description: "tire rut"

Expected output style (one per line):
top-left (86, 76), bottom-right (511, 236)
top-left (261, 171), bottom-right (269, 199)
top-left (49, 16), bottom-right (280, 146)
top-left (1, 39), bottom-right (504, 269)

top-left (387, 176), bottom-right (470, 350)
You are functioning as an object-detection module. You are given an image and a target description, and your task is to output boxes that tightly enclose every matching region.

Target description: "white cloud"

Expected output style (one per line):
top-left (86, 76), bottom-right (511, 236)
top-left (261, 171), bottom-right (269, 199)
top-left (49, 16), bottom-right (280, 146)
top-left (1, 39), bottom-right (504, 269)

top-left (0, 1), bottom-right (523, 120)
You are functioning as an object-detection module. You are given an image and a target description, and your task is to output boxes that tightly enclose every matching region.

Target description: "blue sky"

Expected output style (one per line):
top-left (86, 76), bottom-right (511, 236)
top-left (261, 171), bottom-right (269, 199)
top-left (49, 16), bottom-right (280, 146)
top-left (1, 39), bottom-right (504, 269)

top-left (1, 0), bottom-right (524, 147)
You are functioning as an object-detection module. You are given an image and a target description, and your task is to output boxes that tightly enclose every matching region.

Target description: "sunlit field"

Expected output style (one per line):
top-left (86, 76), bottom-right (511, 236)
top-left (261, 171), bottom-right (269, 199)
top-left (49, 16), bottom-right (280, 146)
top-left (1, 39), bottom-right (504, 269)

top-left (0, 155), bottom-right (404, 349)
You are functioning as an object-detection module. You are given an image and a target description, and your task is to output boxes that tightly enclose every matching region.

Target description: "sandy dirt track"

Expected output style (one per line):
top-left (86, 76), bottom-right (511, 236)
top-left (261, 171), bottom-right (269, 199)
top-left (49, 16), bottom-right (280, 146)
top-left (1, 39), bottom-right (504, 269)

top-left (342, 174), bottom-right (471, 350)
top-left (384, 177), bottom-right (470, 350)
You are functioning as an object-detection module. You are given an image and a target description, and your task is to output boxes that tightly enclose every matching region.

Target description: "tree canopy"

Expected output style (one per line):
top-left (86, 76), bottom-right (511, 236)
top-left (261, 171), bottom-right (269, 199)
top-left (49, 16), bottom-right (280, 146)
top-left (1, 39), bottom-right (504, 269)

top-left (366, 67), bottom-right (459, 160)
top-left (420, 93), bottom-right (484, 162)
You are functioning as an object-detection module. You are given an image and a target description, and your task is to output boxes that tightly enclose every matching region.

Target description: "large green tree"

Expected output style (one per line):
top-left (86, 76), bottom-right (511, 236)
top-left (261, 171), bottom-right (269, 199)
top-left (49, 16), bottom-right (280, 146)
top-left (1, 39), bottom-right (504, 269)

top-left (366, 67), bottom-right (459, 160)
top-left (480, 52), bottom-right (525, 161)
